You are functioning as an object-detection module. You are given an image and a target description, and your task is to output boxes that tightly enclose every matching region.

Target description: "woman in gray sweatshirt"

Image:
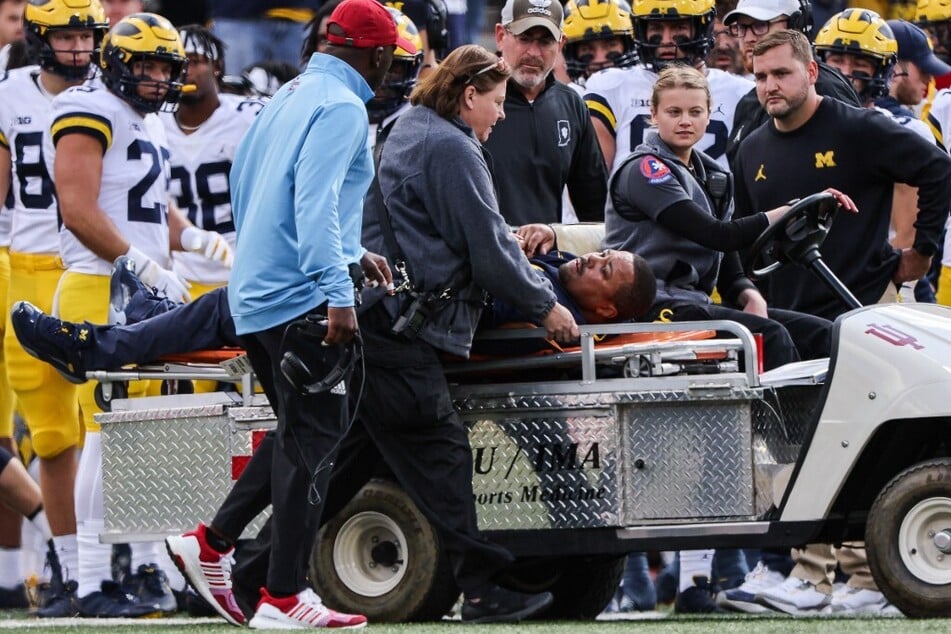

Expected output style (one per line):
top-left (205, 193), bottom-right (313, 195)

top-left (357, 44), bottom-right (578, 623)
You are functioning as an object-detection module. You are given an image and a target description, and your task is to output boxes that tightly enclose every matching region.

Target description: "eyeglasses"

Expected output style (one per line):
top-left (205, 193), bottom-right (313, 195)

top-left (504, 27), bottom-right (558, 49)
top-left (727, 18), bottom-right (787, 37)
top-left (463, 57), bottom-right (509, 84)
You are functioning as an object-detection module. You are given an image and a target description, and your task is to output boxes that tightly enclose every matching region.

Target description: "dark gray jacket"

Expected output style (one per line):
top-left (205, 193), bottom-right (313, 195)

top-left (368, 105), bottom-right (557, 357)
top-left (604, 131), bottom-right (734, 305)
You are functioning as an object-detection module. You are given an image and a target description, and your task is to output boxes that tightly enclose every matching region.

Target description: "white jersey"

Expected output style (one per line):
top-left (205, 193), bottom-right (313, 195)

top-left (584, 65), bottom-right (753, 171)
top-left (0, 66), bottom-right (60, 253)
top-left (925, 88), bottom-right (951, 151)
top-left (927, 89), bottom-right (951, 269)
top-left (45, 84), bottom-right (172, 275)
top-left (161, 94), bottom-right (265, 284)
top-left (875, 106), bottom-right (934, 143)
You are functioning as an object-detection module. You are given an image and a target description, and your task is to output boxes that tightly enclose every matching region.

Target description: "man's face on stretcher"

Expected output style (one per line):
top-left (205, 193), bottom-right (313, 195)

top-left (557, 250), bottom-right (636, 323)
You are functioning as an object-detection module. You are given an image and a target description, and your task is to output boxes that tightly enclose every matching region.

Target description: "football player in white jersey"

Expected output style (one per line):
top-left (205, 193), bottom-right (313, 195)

top-left (163, 25), bottom-right (257, 297)
top-left (583, 0), bottom-right (753, 170)
top-left (0, 0), bottom-right (108, 616)
top-left (39, 13), bottom-right (199, 617)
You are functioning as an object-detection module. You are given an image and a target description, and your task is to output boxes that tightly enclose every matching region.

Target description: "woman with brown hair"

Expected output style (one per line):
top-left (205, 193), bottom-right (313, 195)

top-left (357, 44), bottom-right (578, 622)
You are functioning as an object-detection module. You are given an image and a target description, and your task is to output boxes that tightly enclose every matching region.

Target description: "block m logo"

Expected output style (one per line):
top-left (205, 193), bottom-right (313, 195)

top-left (814, 151), bottom-right (836, 168)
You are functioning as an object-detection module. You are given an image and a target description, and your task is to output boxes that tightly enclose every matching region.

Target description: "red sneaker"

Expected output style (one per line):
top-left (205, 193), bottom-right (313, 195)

top-left (165, 523), bottom-right (246, 625)
top-left (248, 587), bottom-right (367, 629)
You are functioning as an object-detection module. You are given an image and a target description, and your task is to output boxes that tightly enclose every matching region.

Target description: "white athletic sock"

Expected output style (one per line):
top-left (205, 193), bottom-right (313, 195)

top-left (76, 520), bottom-right (110, 597)
top-left (0, 548), bottom-right (21, 587)
top-left (20, 518), bottom-right (45, 582)
top-left (679, 549), bottom-right (714, 592)
top-left (52, 533), bottom-right (78, 582)
top-left (74, 432), bottom-right (109, 597)
top-left (29, 509), bottom-right (52, 542)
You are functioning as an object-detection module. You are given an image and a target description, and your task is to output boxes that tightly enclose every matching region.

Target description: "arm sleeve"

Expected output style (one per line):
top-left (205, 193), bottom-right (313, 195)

top-left (294, 101), bottom-right (368, 307)
top-left (655, 200), bottom-right (769, 251)
top-left (612, 155), bottom-right (769, 249)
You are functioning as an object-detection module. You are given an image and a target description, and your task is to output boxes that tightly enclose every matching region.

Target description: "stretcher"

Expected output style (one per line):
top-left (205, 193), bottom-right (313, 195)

top-left (96, 319), bottom-right (779, 543)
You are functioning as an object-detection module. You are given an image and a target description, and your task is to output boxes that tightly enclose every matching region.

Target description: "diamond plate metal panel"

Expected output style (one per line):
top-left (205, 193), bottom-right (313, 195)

top-left (100, 404), bottom-right (275, 540)
top-left (467, 414), bottom-right (618, 531)
top-left (619, 401), bottom-right (754, 521)
top-left (751, 385), bottom-right (822, 513)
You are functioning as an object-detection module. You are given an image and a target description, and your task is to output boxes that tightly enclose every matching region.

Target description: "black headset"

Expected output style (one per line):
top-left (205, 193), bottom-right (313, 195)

top-left (787, 0), bottom-right (814, 35)
top-left (425, 0), bottom-right (450, 55)
top-left (280, 315), bottom-right (361, 395)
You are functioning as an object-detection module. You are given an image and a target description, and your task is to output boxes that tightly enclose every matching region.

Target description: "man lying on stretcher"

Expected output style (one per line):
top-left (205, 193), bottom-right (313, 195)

top-left (8, 224), bottom-right (657, 383)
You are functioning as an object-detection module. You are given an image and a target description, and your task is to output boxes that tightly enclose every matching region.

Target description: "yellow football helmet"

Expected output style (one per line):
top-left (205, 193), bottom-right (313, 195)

top-left (916, 0), bottom-right (951, 60)
top-left (632, 0), bottom-right (716, 71)
top-left (100, 13), bottom-right (187, 113)
top-left (563, 0), bottom-right (637, 79)
top-left (25, 0), bottom-right (108, 80)
top-left (917, 0), bottom-right (951, 24)
top-left (814, 9), bottom-right (897, 100)
top-left (369, 8), bottom-right (424, 124)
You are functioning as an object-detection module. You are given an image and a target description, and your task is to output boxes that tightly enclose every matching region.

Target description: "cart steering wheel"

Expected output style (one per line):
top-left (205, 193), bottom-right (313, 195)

top-left (746, 192), bottom-right (840, 280)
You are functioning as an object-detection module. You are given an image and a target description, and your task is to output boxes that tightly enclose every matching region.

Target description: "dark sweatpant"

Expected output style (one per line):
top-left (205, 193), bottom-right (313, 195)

top-left (219, 304), bottom-right (514, 608)
top-left (219, 314), bottom-right (351, 596)
top-left (85, 287), bottom-right (240, 368)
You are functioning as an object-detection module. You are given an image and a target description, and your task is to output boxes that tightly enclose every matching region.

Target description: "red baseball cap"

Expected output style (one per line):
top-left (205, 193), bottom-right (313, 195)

top-left (326, 0), bottom-right (418, 54)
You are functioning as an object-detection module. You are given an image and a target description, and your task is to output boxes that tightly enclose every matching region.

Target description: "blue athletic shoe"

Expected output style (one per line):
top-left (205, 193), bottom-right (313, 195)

top-left (122, 564), bottom-right (177, 615)
top-left (674, 576), bottom-right (728, 614)
top-left (10, 301), bottom-right (91, 384)
top-left (77, 581), bottom-right (161, 618)
top-left (34, 580), bottom-right (79, 618)
top-left (0, 583), bottom-right (29, 608)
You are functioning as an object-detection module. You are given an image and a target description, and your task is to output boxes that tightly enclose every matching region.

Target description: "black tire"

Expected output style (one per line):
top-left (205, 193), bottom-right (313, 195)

top-left (310, 479), bottom-right (458, 622)
top-left (500, 555), bottom-right (625, 619)
top-left (866, 458), bottom-right (951, 618)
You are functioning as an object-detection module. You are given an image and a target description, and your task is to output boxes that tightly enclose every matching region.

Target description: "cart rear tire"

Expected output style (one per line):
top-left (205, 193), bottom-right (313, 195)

top-left (311, 479), bottom-right (458, 622)
top-left (867, 458), bottom-right (951, 618)
top-left (500, 554), bottom-right (625, 619)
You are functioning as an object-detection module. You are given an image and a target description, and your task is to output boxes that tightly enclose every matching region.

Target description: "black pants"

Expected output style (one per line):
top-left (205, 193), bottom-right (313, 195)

top-left (646, 301), bottom-right (832, 370)
top-left (214, 312), bottom-right (350, 596)
top-left (221, 304), bottom-right (513, 608)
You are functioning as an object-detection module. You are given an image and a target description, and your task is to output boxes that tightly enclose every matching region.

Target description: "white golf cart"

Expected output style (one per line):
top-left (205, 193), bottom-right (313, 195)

top-left (97, 194), bottom-right (951, 620)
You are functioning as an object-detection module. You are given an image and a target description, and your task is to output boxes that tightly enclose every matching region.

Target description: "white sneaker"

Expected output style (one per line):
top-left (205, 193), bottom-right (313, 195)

top-left (821, 586), bottom-right (896, 616)
top-left (248, 587), bottom-right (366, 629)
top-left (755, 576), bottom-right (831, 615)
top-left (716, 561), bottom-right (786, 613)
top-left (165, 523), bottom-right (245, 625)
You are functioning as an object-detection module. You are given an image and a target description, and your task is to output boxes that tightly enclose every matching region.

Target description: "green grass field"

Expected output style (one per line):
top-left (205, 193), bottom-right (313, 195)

top-left (3, 612), bottom-right (951, 633)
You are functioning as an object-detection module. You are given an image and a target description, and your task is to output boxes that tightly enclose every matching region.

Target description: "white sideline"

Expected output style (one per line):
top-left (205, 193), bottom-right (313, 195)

top-left (0, 616), bottom-right (221, 628)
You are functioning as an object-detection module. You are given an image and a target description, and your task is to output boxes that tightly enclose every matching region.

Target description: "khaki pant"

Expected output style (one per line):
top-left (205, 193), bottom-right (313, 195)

top-left (790, 543), bottom-right (877, 593)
